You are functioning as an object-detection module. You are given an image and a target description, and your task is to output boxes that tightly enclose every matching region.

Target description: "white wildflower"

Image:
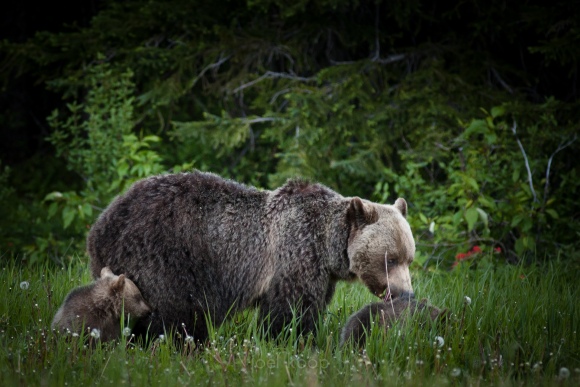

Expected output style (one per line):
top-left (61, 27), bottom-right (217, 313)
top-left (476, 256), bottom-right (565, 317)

top-left (122, 327), bottom-right (132, 337)
top-left (451, 368), bottom-right (461, 377)
top-left (20, 281), bottom-right (30, 290)
top-left (185, 335), bottom-right (194, 343)
top-left (464, 296), bottom-right (472, 305)
top-left (559, 367), bottom-right (570, 379)
top-left (158, 334), bottom-right (165, 342)
top-left (429, 221), bottom-right (435, 234)
top-left (90, 328), bottom-right (101, 339)
top-left (434, 336), bottom-right (444, 348)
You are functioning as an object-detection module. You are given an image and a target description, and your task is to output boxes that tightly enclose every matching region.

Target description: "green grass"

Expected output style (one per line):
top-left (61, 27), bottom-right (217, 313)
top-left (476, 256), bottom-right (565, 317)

top-left (1, 257), bottom-right (579, 386)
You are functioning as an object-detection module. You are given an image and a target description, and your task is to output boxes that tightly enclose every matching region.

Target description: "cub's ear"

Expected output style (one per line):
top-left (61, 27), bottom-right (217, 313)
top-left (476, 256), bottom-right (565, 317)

top-left (111, 274), bottom-right (126, 293)
top-left (347, 197), bottom-right (378, 228)
top-left (394, 198), bottom-right (407, 218)
top-left (100, 266), bottom-right (114, 278)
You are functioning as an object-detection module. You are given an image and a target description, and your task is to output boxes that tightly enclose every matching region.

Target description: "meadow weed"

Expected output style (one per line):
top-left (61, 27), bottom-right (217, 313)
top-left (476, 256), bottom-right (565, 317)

top-left (0, 256), bottom-right (578, 386)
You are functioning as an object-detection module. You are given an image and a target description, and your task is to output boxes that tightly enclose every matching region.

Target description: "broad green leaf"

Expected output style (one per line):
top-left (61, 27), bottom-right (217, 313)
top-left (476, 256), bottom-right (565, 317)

top-left (476, 208), bottom-right (488, 228)
top-left (465, 177), bottom-right (479, 192)
top-left (62, 208), bottom-right (76, 229)
top-left (512, 168), bottom-right (521, 182)
top-left (491, 106), bottom-right (505, 118)
top-left (465, 207), bottom-right (479, 231)
top-left (82, 203), bottom-right (93, 217)
top-left (44, 191), bottom-right (64, 201)
top-left (485, 116), bottom-right (495, 129)
top-left (484, 132), bottom-right (497, 144)
top-left (47, 202), bottom-right (58, 218)
top-left (464, 119), bottom-right (488, 137)
top-left (511, 214), bottom-right (524, 228)
top-left (452, 211), bottom-right (463, 226)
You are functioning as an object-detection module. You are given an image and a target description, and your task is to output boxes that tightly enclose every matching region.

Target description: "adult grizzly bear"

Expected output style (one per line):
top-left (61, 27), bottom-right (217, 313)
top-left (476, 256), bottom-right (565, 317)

top-left (88, 171), bottom-right (415, 341)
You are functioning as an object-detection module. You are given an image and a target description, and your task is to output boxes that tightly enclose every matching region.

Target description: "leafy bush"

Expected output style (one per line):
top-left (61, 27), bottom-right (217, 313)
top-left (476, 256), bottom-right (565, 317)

top-left (375, 102), bottom-right (578, 268)
top-left (14, 62), bottom-right (170, 264)
top-left (1, 0), bottom-right (579, 265)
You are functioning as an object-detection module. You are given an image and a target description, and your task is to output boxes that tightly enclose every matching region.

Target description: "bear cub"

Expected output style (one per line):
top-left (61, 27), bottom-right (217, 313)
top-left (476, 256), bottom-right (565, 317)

top-left (340, 297), bottom-right (447, 347)
top-left (51, 267), bottom-right (151, 341)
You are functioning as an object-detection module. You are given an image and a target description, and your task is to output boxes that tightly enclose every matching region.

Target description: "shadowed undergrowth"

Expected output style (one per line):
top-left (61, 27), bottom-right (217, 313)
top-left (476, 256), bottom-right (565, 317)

top-left (0, 256), bottom-right (578, 386)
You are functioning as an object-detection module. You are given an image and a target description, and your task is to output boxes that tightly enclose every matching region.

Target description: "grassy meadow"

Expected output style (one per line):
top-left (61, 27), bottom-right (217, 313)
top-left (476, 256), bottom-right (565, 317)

top-left (0, 256), bottom-right (578, 386)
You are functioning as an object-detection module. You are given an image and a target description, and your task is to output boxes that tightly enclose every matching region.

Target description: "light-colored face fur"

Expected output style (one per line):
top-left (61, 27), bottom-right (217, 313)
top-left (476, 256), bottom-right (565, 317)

top-left (99, 267), bottom-right (151, 318)
top-left (347, 197), bottom-right (415, 299)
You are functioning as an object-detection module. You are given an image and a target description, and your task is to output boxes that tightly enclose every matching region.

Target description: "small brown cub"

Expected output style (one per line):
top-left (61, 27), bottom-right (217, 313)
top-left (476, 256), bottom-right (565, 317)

top-left (51, 267), bottom-right (151, 342)
top-left (340, 297), bottom-right (447, 347)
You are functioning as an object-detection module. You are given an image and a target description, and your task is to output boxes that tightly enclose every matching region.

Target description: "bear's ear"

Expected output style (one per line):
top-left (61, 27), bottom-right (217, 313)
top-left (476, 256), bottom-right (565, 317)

top-left (394, 198), bottom-right (407, 218)
top-left (111, 274), bottom-right (126, 293)
top-left (100, 266), bottom-right (114, 279)
top-left (347, 197), bottom-right (378, 228)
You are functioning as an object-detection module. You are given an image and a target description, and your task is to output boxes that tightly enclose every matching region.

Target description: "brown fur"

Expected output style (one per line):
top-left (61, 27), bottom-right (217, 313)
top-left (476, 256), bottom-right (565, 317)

top-left (340, 297), bottom-right (447, 347)
top-left (51, 267), bottom-right (151, 341)
top-left (87, 171), bottom-right (415, 340)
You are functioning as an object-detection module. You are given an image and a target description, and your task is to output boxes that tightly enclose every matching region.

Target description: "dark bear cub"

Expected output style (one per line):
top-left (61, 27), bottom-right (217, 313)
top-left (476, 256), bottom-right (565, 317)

top-left (340, 297), bottom-right (447, 347)
top-left (51, 267), bottom-right (151, 342)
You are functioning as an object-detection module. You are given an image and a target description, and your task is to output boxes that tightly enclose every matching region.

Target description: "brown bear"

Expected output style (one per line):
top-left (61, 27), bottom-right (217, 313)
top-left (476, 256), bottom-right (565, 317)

top-left (340, 297), bottom-right (447, 347)
top-left (87, 171), bottom-right (415, 341)
top-left (51, 267), bottom-right (151, 341)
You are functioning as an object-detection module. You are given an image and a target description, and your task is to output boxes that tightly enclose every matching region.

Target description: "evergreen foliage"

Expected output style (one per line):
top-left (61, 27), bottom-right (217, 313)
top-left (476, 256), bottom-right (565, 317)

top-left (1, 0), bottom-right (578, 265)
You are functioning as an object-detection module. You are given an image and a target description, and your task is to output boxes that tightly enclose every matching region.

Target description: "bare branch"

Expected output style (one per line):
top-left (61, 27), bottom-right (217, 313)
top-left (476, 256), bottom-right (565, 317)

top-left (329, 59), bottom-right (356, 66)
top-left (330, 53), bottom-right (405, 66)
top-left (543, 134), bottom-right (577, 205)
top-left (491, 67), bottom-right (513, 94)
top-left (511, 120), bottom-right (538, 203)
top-left (242, 117), bottom-right (280, 125)
top-left (187, 53), bottom-right (231, 89)
top-left (374, 53), bottom-right (406, 65)
top-left (369, 3), bottom-right (406, 66)
top-left (372, 2), bottom-right (380, 61)
top-left (233, 71), bottom-right (315, 93)
top-left (269, 88), bottom-right (291, 105)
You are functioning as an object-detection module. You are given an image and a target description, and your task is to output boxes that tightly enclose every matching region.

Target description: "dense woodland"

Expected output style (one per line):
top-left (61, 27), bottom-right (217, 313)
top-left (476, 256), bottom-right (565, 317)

top-left (1, 0), bottom-right (579, 267)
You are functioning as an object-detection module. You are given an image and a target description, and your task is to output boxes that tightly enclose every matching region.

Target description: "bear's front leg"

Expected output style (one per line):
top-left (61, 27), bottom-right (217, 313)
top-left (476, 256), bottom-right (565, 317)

top-left (258, 271), bottom-right (329, 339)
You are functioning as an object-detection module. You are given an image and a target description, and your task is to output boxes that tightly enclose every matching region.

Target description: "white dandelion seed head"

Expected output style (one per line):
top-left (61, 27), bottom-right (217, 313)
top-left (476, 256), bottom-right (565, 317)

top-left (559, 367), bottom-right (570, 379)
top-left (451, 368), bottom-right (461, 377)
top-left (435, 336), bottom-right (444, 348)
top-left (185, 335), bottom-right (194, 343)
top-left (90, 328), bottom-right (101, 339)
top-left (72, 332), bottom-right (79, 337)
top-left (122, 327), bottom-right (131, 337)
top-left (464, 296), bottom-right (472, 305)
top-left (20, 281), bottom-right (30, 290)
top-left (158, 334), bottom-right (165, 342)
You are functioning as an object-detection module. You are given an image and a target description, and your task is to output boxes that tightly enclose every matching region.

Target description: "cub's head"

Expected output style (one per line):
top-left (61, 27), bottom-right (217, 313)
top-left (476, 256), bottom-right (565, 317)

top-left (346, 197), bottom-right (415, 300)
top-left (100, 267), bottom-right (152, 318)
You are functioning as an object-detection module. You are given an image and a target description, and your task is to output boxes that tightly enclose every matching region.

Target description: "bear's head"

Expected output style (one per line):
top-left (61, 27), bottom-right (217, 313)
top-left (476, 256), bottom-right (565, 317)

top-left (346, 197), bottom-right (415, 300)
top-left (100, 267), bottom-right (152, 318)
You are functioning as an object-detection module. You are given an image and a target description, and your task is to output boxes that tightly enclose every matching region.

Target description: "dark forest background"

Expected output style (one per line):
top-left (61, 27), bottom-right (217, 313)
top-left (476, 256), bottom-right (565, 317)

top-left (1, 0), bottom-right (579, 267)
